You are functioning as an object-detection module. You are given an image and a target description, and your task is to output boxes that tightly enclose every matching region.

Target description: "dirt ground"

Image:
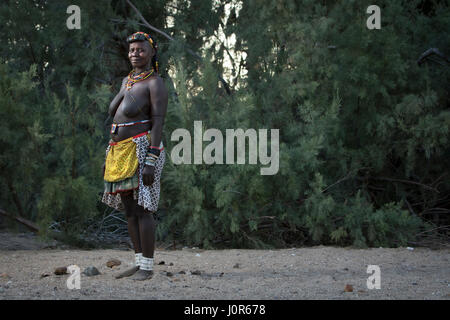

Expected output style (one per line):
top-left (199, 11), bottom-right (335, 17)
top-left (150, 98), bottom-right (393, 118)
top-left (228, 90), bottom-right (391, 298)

top-left (0, 231), bottom-right (449, 300)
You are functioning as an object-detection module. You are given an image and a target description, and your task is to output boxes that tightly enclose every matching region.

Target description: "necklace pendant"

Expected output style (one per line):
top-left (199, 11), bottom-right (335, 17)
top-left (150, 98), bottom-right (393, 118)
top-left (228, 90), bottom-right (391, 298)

top-left (110, 123), bottom-right (118, 134)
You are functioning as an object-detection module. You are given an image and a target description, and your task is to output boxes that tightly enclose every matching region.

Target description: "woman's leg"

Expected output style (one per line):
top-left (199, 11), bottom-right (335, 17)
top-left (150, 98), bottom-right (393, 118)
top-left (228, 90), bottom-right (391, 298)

top-left (120, 191), bottom-right (142, 253)
top-left (138, 210), bottom-right (156, 259)
top-left (130, 208), bottom-right (157, 281)
top-left (115, 191), bottom-right (141, 279)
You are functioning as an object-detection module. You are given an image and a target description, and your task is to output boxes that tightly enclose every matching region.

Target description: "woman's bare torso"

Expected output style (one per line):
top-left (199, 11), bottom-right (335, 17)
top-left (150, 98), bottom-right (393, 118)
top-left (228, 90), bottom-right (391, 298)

top-left (110, 78), bottom-right (154, 142)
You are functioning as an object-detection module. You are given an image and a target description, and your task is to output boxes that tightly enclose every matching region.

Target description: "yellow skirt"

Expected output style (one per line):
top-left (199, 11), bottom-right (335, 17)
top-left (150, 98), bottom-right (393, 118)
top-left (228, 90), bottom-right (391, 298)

top-left (102, 131), bottom-right (165, 212)
top-left (104, 132), bottom-right (150, 182)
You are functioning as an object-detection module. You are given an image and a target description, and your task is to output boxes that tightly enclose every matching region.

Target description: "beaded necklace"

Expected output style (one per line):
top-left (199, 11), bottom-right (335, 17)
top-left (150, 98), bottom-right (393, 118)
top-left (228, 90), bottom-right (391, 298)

top-left (126, 68), bottom-right (154, 90)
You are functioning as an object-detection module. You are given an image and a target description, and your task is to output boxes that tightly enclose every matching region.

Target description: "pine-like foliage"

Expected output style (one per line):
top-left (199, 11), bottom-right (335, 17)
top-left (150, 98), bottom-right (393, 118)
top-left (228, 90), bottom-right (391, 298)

top-left (0, 0), bottom-right (448, 248)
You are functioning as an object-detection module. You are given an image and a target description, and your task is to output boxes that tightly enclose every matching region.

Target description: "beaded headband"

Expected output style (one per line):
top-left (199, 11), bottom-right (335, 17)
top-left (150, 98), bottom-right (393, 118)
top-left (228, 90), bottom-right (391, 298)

top-left (127, 32), bottom-right (157, 50)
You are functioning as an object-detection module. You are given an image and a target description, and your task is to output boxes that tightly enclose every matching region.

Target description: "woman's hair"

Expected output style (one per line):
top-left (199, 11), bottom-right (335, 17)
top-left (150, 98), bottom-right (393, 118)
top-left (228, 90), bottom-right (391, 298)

top-left (127, 31), bottom-right (159, 73)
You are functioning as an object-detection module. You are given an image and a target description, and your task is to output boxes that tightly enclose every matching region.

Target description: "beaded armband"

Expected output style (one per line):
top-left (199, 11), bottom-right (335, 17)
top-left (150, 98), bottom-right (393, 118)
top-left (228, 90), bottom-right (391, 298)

top-left (144, 146), bottom-right (161, 167)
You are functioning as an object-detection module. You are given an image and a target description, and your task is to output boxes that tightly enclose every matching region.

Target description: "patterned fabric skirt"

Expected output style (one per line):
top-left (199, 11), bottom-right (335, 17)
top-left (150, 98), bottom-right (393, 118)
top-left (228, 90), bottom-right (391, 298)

top-left (102, 131), bottom-right (165, 213)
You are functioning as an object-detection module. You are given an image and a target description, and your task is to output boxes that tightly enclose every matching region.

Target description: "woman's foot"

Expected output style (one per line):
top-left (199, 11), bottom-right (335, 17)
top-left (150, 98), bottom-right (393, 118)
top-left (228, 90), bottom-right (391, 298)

top-left (115, 266), bottom-right (140, 279)
top-left (131, 269), bottom-right (154, 281)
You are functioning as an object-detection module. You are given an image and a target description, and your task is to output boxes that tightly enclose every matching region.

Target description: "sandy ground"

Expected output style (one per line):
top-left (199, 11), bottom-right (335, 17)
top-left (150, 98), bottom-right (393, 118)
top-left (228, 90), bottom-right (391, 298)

top-left (0, 232), bottom-right (449, 300)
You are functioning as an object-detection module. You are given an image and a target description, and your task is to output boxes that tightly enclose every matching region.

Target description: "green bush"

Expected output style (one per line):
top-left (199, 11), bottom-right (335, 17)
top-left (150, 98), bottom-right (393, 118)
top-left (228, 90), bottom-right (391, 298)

top-left (1, 1), bottom-right (448, 248)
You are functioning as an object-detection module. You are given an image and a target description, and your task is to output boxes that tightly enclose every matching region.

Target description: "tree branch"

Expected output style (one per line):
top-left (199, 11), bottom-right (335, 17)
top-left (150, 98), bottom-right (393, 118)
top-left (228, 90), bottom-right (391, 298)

top-left (374, 177), bottom-right (439, 193)
top-left (0, 208), bottom-right (40, 233)
top-left (125, 0), bottom-right (231, 95)
top-left (126, 0), bottom-right (174, 42)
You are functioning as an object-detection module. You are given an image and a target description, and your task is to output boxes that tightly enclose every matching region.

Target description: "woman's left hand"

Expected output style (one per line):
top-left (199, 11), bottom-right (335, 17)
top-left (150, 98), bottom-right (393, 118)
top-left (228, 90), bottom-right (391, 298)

top-left (142, 165), bottom-right (155, 186)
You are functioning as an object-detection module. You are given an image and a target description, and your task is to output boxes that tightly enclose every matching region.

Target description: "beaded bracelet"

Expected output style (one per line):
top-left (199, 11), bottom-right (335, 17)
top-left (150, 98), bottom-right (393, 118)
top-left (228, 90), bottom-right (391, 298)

top-left (144, 145), bottom-right (162, 166)
top-left (145, 158), bottom-right (157, 166)
top-left (145, 151), bottom-right (159, 166)
top-left (148, 147), bottom-right (161, 157)
top-left (145, 159), bottom-right (156, 167)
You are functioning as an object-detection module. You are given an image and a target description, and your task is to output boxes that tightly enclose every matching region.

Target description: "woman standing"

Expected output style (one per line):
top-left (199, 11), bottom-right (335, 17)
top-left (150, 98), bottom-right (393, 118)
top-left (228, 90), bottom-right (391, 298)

top-left (102, 32), bottom-right (168, 281)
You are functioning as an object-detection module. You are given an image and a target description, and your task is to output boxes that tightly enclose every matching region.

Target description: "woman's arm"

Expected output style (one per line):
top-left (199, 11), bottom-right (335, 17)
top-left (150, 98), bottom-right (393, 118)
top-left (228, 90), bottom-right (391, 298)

top-left (141, 76), bottom-right (168, 187)
top-left (148, 76), bottom-right (168, 148)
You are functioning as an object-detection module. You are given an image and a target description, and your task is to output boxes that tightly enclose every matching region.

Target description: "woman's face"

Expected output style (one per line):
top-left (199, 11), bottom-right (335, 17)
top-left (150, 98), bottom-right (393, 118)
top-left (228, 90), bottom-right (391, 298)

top-left (128, 41), bottom-right (153, 70)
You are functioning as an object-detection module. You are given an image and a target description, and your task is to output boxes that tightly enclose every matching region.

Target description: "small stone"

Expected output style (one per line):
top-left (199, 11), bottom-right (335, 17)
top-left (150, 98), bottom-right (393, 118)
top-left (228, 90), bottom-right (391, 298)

top-left (106, 259), bottom-right (121, 268)
top-left (344, 284), bottom-right (353, 292)
top-left (233, 263), bottom-right (240, 268)
top-left (158, 261), bottom-right (165, 265)
top-left (219, 272), bottom-right (224, 277)
top-left (54, 267), bottom-right (68, 275)
top-left (179, 271), bottom-right (186, 274)
top-left (406, 247), bottom-right (414, 251)
top-left (166, 272), bottom-right (173, 277)
top-left (83, 266), bottom-right (101, 276)
top-left (191, 270), bottom-right (201, 275)
top-left (40, 273), bottom-right (51, 278)
top-left (169, 262), bottom-right (174, 266)
top-left (412, 282), bottom-right (418, 285)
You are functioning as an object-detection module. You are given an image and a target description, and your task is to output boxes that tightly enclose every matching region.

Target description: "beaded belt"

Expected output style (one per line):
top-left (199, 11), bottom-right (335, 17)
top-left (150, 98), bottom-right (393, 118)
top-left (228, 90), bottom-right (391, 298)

top-left (111, 119), bottom-right (151, 134)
